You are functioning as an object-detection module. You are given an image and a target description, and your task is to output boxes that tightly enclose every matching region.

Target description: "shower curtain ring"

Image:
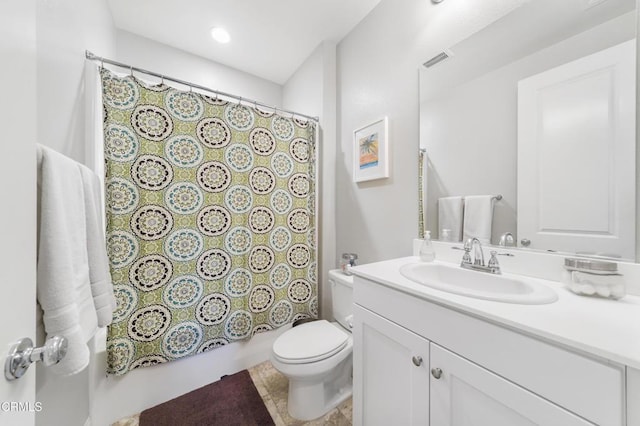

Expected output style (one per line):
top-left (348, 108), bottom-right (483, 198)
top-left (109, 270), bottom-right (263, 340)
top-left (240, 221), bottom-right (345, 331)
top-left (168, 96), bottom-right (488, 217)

top-left (160, 75), bottom-right (164, 85)
top-left (238, 96), bottom-right (243, 105)
top-left (129, 65), bottom-right (133, 76)
top-left (100, 59), bottom-right (104, 70)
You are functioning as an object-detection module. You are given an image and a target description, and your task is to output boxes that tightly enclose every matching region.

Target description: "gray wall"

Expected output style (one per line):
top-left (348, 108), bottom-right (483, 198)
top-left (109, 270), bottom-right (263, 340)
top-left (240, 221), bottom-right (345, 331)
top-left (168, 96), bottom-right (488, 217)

top-left (336, 0), bottom-right (528, 265)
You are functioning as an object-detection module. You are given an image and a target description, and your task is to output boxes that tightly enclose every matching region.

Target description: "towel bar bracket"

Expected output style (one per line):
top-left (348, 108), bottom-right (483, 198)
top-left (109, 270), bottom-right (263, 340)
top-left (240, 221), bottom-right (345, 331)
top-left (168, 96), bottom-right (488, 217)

top-left (4, 336), bottom-right (68, 381)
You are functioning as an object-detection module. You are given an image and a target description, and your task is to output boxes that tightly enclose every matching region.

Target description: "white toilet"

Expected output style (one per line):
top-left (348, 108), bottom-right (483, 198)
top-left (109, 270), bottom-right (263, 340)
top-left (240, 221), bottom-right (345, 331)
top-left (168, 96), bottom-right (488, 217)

top-left (270, 269), bottom-right (353, 421)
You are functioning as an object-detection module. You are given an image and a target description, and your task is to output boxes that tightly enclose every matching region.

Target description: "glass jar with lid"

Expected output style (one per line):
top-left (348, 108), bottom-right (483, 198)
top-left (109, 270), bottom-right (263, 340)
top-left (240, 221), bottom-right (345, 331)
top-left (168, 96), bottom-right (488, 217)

top-left (340, 253), bottom-right (358, 275)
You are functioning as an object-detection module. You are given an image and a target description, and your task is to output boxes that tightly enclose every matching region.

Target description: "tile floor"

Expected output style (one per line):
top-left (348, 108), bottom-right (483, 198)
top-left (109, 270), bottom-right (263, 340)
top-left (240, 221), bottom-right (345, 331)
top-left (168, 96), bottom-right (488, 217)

top-left (112, 361), bottom-right (352, 426)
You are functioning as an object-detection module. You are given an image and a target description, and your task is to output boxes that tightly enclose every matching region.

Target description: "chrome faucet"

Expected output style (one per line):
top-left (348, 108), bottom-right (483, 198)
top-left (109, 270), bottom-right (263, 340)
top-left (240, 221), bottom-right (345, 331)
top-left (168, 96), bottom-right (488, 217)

top-left (460, 238), bottom-right (501, 274)
top-left (470, 238), bottom-right (485, 266)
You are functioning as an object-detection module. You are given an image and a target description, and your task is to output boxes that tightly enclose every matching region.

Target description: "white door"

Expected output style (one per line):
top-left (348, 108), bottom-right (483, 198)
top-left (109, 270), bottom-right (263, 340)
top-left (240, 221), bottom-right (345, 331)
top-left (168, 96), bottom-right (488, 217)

top-left (352, 305), bottom-right (430, 426)
top-left (517, 40), bottom-right (636, 259)
top-left (0, 1), bottom-right (38, 425)
top-left (430, 343), bottom-right (594, 426)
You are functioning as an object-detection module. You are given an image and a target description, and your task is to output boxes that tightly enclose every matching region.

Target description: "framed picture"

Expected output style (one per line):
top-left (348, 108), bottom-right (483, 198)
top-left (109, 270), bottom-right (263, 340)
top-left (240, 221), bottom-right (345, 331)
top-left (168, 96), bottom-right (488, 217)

top-left (353, 117), bottom-right (389, 182)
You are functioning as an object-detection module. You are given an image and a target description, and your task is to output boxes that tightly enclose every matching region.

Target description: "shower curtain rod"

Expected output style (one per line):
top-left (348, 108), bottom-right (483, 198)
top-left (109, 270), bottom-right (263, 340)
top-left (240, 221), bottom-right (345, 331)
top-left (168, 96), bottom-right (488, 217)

top-left (85, 50), bottom-right (320, 123)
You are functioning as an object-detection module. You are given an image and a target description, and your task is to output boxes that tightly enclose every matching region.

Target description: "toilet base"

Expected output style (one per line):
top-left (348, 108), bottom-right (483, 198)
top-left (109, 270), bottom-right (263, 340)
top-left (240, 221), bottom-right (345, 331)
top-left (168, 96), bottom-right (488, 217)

top-left (289, 382), bottom-right (352, 421)
top-left (286, 353), bottom-right (353, 421)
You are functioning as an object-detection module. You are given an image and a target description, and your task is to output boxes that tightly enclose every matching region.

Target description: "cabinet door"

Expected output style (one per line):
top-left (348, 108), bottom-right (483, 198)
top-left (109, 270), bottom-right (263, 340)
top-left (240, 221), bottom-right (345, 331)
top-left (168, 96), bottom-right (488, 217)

top-left (628, 368), bottom-right (640, 426)
top-left (430, 343), bottom-right (594, 426)
top-left (353, 305), bottom-right (430, 426)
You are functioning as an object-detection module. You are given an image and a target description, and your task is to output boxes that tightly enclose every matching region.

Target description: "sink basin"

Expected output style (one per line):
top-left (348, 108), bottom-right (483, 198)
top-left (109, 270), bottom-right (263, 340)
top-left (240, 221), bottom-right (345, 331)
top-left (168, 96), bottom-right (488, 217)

top-left (399, 262), bottom-right (558, 304)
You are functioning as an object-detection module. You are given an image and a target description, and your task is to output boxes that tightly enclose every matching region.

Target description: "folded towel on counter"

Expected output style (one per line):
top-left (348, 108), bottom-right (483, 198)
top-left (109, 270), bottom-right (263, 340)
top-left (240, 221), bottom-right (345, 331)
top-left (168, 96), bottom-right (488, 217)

top-left (79, 165), bottom-right (116, 327)
top-left (37, 145), bottom-right (115, 376)
top-left (438, 196), bottom-right (464, 242)
top-left (462, 195), bottom-right (494, 244)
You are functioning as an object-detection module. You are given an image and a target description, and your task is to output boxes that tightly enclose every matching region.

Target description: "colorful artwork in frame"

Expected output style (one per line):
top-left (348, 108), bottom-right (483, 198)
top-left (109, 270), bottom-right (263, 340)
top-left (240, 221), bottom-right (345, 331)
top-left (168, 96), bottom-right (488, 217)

top-left (353, 117), bottom-right (389, 182)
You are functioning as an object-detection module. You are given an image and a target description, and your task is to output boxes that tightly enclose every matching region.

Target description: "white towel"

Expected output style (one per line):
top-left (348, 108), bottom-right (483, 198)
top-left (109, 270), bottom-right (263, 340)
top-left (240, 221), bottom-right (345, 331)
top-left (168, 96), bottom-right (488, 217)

top-left (37, 145), bottom-right (110, 376)
top-left (438, 196), bottom-right (464, 242)
top-left (79, 164), bottom-right (116, 327)
top-left (462, 195), bottom-right (494, 244)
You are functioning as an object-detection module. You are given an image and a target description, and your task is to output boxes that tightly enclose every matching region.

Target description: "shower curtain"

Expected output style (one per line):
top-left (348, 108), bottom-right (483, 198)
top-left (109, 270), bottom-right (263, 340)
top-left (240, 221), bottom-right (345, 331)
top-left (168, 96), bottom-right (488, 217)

top-left (100, 69), bottom-right (317, 375)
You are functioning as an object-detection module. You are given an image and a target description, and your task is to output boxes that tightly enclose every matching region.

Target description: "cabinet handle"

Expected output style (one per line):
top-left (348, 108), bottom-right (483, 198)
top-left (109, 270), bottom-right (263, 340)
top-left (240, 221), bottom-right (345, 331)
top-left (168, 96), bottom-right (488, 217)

top-left (412, 356), bottom-right (423, 367)
top-left (431, 367), bottom-right (442, 379)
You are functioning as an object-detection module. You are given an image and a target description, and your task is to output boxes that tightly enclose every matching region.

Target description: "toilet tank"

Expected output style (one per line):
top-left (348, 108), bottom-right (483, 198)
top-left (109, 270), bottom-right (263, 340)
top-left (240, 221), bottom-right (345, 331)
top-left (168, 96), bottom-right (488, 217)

top-left (329, 269), bottom-right (353, 330)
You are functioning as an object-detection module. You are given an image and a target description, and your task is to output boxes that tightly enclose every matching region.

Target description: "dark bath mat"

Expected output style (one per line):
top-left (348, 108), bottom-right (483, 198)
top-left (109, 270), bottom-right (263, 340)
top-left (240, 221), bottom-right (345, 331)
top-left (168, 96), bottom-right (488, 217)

top-left (139, 369), bottom-right (274, 426)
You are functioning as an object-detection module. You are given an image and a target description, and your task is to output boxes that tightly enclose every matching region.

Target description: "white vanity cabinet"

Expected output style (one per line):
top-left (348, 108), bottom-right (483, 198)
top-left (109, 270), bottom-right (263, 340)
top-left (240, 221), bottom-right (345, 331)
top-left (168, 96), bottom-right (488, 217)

top-left (353, 274), bottom-right (628, 426)
top-left (352, 305), bottom-right (430, 426)
top-left (430, 344), bottom-right (592, 426)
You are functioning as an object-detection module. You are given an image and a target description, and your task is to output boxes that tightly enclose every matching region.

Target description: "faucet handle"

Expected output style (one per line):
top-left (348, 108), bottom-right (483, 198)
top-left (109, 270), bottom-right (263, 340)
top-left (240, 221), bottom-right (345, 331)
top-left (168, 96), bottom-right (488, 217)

top-left (487, 250), bottom-right (500, 272)
top-left (499, 232), bottom-right (515, 247)
top-left (461, 240), bottom-right (472, 265)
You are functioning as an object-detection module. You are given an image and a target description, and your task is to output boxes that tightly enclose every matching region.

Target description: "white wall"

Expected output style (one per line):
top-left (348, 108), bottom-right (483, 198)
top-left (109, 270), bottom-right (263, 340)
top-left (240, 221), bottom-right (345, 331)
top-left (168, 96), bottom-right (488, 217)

top-left (116, 31), bottom-right (282, 106)
top-left (283, 42), bottom-right (338, 319)
top-left (282, 43), bottom-right (324, 116)
top-left (35, 1), bottom-right (117, 425)
top-left (36, 0), bottom-right (117, 163)
top-left (336, 0), bottom-right (529, 265)
top-left (422, 69), bottom-right (517, 243)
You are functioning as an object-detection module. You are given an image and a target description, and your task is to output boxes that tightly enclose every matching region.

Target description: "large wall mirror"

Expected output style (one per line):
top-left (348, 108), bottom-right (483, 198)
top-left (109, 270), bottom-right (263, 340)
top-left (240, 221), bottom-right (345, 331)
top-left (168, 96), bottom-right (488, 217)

top-left (420, 0), bottom-right (637, 261)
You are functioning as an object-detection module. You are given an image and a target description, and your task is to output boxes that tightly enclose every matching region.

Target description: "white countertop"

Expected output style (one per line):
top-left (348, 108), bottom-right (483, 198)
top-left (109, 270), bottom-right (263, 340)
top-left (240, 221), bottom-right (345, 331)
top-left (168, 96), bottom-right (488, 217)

top-left (351, 256), bottom-right (640, 370)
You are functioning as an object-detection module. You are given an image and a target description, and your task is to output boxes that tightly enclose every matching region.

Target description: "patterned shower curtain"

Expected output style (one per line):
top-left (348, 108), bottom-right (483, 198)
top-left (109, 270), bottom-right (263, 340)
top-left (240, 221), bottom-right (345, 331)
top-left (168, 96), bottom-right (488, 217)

top-left (100, 69), bottom-right (317, 375)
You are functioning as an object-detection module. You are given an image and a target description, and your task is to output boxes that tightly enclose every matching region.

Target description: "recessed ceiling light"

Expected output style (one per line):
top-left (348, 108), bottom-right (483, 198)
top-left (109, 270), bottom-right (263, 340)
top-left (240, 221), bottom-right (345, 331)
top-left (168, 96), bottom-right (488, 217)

top-left (210, 27), bottom-right (230, 44)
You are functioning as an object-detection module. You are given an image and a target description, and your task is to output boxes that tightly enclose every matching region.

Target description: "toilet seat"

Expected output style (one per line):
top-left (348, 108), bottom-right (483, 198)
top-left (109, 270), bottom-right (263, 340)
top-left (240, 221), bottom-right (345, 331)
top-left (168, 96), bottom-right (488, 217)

top-left (273, 320), bottom-right (349, 364)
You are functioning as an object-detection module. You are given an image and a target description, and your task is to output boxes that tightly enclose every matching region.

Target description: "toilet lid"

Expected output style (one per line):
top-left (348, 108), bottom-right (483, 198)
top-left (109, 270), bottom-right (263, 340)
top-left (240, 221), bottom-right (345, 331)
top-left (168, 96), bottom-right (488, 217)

top-left (273, 320), bottom-right (349, 364)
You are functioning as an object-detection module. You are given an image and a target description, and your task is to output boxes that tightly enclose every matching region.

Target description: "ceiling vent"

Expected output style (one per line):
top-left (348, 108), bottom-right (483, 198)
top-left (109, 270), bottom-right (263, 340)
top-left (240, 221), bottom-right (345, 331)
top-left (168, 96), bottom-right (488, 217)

top-left (423, 50), bottom-right (452, 68)
top-left (584, 0), bottom-right (610, 9)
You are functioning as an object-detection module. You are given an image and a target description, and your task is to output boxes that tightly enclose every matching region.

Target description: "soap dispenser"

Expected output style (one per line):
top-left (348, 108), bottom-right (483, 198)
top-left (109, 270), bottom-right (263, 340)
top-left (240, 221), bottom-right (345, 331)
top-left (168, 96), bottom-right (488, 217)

top-left (420, 231), bottom-right (436, 262)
